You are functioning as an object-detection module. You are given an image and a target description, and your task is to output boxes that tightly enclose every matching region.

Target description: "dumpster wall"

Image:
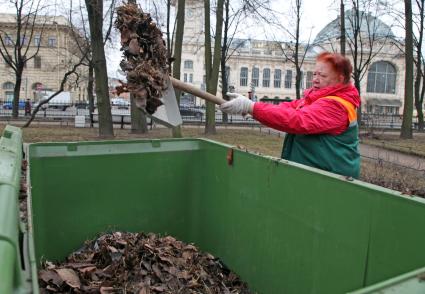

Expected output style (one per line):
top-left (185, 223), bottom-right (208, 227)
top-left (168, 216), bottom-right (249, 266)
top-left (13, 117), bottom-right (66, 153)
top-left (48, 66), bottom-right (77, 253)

top-left (0, 125), bottom-right (24, 293)
top-left (27, 139), bottom-right (425, 294)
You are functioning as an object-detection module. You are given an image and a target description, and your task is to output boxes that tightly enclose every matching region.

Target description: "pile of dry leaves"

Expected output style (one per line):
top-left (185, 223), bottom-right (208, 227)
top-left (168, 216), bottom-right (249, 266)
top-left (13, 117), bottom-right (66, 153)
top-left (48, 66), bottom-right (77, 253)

top-left (114, 2), bottom-right (169, 114)
top-left (39, 232), bottom-right (252, 293)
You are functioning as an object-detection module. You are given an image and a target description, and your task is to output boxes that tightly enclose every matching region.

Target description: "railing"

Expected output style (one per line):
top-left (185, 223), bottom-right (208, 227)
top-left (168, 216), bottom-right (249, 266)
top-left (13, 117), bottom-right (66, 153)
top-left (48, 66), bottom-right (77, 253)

top-left (0, 101), bottom-right (422, 130)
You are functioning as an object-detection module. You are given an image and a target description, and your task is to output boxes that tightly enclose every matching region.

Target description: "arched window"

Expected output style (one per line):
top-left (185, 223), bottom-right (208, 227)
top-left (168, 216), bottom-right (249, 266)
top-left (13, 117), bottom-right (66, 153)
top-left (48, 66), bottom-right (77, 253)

top-left (284, 70), bottom-right (292, 89)
top-left (262, 68), bottom-right (270, 87)
top-left (252, 67), bottom-right (259, 87)
top-left (274, 69), bottom-right (282, 88)
top-left (240, 67), bottom-right (248, 86)
top-left (367, 61), bottom-right (396, 94)
top-left (3, 82), bottom-right (14, 90)
top-left (184, 60), bottom-right (193, 69)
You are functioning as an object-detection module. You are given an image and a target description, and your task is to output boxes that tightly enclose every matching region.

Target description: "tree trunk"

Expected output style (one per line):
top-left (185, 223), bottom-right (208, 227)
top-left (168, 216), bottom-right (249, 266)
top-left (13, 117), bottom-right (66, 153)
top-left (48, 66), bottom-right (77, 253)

top-left (130, 93), bottom-right (148, 133)
top-left (295, 0), bottom-right (301, 100)
top-left (220, 0), bottom-right (230, 123)
top-left (86, 0), bottom-right (114, 138)
top-left (12, 66), bottom-right (24, 118)
top-left (204, 0), bottom-right (224, 134)
top-left (88, 64), bottom-right (95, 127)
top-left (354, 72), bottom-right (362, 125)
top-left (172, 0), bottom-right (186, 138)
top-left (340, 0), bottom-right (346, 55)
top-left (401, 0), bottom-right (414, 139)
top-left (415, 100), bottom-right (424, 131)
top-left (414, 0), bottom-right (424, 132)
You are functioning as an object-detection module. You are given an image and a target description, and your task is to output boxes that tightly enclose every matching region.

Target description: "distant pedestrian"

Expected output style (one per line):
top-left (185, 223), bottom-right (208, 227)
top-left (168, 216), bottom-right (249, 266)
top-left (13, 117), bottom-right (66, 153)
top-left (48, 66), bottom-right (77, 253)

top-left (24, 99), bottom-right (31, 116)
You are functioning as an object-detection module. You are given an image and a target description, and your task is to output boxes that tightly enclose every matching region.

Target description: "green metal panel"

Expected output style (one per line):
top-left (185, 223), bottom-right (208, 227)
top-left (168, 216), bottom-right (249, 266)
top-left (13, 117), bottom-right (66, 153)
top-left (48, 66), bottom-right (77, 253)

top-left (349, 266), bottom-right (425, 294)
top-left (0, 241), bottom-right (15, 294)
top-left (27, 138), bottom-right (425, 294)
top-left (365, 195), bottom-right (425, 285)
top-left (0, 125), bottom-right (24, 293)
top-left (29, 139), bottom-right (203, 263)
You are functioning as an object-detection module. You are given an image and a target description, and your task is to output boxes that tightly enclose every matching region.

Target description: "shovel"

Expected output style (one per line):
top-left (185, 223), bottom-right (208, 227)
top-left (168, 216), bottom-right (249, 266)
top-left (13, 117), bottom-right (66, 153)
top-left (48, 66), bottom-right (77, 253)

top-left (148, 76), bottom-right (227, 128)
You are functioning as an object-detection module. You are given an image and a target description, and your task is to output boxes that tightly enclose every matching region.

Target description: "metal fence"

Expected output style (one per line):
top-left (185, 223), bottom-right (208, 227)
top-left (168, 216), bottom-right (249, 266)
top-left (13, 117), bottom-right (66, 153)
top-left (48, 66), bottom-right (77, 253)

top-left (0, 101), bottom-right (422, 130)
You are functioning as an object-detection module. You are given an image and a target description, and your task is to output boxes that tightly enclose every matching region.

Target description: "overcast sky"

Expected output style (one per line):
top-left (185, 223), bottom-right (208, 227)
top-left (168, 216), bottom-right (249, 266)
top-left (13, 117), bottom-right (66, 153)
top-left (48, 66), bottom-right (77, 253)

top-left (0, 0), bottom-right (403, 76)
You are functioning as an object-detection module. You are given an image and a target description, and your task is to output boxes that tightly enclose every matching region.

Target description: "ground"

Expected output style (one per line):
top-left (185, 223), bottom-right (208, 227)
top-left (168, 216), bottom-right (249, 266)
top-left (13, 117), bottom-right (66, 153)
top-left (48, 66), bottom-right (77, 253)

top-left (2, 123), bottom-right (424, 197)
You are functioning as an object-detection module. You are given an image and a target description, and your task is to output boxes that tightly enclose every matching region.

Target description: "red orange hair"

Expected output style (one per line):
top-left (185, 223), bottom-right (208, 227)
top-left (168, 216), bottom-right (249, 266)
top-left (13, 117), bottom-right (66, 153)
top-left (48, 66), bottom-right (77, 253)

top-left (316, 52), bottom-right (353, 84)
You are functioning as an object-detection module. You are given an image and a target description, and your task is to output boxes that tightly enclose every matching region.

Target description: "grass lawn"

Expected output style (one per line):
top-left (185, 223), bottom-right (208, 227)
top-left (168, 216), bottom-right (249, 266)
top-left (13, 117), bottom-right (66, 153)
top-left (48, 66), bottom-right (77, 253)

top-left (361, 132), bottom-right (425, 158)
top-left (2, 123), bottom-right (424, 197)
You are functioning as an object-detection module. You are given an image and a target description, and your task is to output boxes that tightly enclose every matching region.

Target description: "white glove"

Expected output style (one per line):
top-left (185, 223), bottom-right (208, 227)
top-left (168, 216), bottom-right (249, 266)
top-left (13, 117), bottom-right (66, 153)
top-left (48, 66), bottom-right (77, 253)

top-left (220, 93), bottom-right (254, 115)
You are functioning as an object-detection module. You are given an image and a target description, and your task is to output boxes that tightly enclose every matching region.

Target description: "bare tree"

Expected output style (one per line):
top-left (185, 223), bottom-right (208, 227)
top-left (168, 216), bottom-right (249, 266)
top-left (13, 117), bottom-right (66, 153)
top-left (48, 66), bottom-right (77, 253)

top-left (171, 0), bottom-right (185, 138)
top-left (413, 0), bottom-right (424, 131)
top-left (401, 0), bottom-right (414, 139)
top-left (0, 0), bottom-right (47, 118)
top-left (68, 0), bottom-right (116, 128)
top-left (204, 0), bottom-right (224, 134)
top-left (277, 0), bottom-right (312, 100)
top-left (340, 0), bottom-right (346, 55)
top-left (220, 0), bottom-right (276, 122)
top-left (85, 0), bottom-right (114, 137)
top-left (23, 49), bottom-right (89, 127)
top-left (344, 0), bottom-right (395, 117)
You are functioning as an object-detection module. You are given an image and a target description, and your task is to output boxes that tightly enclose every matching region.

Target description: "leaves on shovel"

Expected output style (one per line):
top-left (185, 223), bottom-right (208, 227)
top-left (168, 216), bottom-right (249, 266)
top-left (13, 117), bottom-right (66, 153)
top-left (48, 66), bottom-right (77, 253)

top-left (39, 232), bottom-right (253, 293)
top-left (115, 2), bottom-right (169, 114)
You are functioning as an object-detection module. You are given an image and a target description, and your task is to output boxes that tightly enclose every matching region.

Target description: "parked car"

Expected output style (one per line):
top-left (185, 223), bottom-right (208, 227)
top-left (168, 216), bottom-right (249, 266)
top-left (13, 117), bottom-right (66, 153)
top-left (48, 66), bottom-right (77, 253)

top-left (2, 100), bottom-right (26, 110)
top-left (111, 98), bottom-right (130, 109)
top-left (179, 105), bottom-right (204, 119)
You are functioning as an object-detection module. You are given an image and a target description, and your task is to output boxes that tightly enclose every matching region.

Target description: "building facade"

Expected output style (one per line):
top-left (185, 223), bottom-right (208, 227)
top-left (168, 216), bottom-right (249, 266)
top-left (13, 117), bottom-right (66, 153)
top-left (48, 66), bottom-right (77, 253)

top-left (178, 1), bottom-right (407, 115)
top-left (0, 14), bottom-right (88, 103)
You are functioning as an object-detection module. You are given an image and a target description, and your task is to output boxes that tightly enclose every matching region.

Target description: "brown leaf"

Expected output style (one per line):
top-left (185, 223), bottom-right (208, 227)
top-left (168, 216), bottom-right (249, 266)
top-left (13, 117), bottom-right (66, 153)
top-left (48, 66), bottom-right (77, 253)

top-left (39, 270), bottom-right (63, 286)
top-left (55, 268), bottom-right (81, 289)
top-left (100, 286), bottom-right (115, 294)
top-left (78, 266), bottom-right (97, 273)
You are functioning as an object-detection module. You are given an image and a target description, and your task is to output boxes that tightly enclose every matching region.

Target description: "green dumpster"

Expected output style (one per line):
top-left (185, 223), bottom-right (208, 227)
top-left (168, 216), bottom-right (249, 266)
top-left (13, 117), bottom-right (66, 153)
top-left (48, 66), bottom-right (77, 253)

top-left (2, 125), bottom-right (425, 293)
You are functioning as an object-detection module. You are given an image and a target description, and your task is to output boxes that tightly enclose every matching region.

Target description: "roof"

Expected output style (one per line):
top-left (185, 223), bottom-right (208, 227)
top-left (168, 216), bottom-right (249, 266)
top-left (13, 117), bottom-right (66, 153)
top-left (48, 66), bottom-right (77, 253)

top-left (314, 9), bottom-right (395, 44)
top-left (0, 13), bottom-right (69, 27)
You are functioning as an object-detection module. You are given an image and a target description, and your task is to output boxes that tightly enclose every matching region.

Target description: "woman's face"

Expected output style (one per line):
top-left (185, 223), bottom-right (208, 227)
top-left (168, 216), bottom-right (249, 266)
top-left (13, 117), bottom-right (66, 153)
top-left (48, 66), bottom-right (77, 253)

top-left (312, 61), bottom-right (344, 89)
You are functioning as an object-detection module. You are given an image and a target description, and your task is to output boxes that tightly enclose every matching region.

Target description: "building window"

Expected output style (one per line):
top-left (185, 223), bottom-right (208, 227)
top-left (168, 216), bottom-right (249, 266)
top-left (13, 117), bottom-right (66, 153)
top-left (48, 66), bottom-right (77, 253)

top-left (262, 68), bottom-right (270, 87)
top-left (34, 35), bottom-right (41, 46)
top-left (48, 36), bottom-right (56, 47)
top-left (184, 73), bottom-right (188, 83)
top-left (34, 56), bottom-right (41, 68)
top-left (184, 60), bottom-right (193, 69)
top-left (285, 70), bottom-right (292, 89)
top-left (189, 73), bottom-right (193, 83)
top-left (3, 82), bottom-right (14, 90)
top-left (306, 71), bottom-right (313, 88)
top-left (252, 67), bottom-right (259, 87)
top-left (367, 61), bottom-right (396, 94)
top-left (240, 67), bottom-right (248, 86)
top-left (5, 35), bottom-right (13, 46)
top-left (274, 69), bottom-right (281, 88)
top-left (300, 71), bottom-right (304, 89)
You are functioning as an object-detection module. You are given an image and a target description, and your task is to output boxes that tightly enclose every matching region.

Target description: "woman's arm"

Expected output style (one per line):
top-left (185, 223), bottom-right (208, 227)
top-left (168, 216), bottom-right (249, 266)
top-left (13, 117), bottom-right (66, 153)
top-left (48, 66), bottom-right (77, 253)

top-left (252, 99), bottom-right (349, 135)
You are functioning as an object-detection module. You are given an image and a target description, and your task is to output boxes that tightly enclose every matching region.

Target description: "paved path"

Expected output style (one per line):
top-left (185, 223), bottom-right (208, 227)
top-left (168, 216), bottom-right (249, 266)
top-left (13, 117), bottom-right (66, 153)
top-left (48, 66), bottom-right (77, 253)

top-left (359, 144), bottom-right (425, 171)
top-left (257, 127), bottom-right (425, 171)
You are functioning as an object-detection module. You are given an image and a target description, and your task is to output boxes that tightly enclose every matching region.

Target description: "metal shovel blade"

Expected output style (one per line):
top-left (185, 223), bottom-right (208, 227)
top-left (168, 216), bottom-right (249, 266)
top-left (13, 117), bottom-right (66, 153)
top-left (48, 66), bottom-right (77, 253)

top-left (147, 77), bottom-right (182, 128)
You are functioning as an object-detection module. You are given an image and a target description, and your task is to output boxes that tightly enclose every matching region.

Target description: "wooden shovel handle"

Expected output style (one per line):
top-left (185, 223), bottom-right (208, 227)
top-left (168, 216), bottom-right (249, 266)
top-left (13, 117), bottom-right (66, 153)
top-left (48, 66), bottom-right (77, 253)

top-left (170, 77), bottom-right (226, 105)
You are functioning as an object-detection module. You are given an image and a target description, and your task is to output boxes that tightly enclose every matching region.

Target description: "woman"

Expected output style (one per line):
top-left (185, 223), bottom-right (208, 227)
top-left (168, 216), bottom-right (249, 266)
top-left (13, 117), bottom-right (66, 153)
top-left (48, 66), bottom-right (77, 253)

top-left (220, 52), bottom-right (361, 178)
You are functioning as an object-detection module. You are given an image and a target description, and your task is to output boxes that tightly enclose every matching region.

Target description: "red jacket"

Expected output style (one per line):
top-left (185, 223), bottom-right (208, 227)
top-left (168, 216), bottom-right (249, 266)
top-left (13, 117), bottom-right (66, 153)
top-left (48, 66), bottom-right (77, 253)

top-left (252, 83), bottom-right (361, 135)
